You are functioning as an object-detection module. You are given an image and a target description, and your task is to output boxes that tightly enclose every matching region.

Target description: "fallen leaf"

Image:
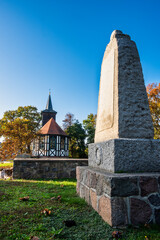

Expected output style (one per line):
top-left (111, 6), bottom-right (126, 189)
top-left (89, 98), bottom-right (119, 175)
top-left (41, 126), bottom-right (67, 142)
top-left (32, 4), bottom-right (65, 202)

top-left (51, 195), bottom-right (62, 201)
top-left (60, 184), bottom-right (64, 187)
top-left (51, 197), bottom-right (55, 200)
top-left (57, 195), bottom-right (61, 201)
top-left (112, 231), bottom-right (122, 239)
top-left (19, 196), bottom-right (29, 201)
top-left (41, 208), bottom-right (51, 216)
top-left (30, 236), bottom-right (40, 240)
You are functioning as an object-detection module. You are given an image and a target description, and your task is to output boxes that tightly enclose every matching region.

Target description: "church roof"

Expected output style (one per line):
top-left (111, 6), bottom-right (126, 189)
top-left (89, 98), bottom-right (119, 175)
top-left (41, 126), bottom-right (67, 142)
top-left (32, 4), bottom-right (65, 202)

top-left (46, 93), bottom-right (53, 110)
top-left (42, 93), bottom-right (57, 113)
top-left (39, 118), bottom-right (67, 136)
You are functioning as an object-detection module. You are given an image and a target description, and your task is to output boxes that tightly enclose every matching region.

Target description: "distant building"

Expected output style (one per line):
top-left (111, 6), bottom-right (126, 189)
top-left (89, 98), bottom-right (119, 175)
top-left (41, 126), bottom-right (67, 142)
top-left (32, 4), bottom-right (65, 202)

top-left (31, 93), bottom-right (69, 157)
top-left (41, 93), bottom-right (57, 126)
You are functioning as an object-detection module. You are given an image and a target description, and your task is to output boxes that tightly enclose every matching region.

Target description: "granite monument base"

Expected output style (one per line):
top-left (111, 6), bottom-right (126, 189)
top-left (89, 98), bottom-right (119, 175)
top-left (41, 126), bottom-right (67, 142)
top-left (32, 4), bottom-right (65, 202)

top-left (77, 166), bottom-right (160, 227)
top-left (88, 139), bottom-right (160, 173)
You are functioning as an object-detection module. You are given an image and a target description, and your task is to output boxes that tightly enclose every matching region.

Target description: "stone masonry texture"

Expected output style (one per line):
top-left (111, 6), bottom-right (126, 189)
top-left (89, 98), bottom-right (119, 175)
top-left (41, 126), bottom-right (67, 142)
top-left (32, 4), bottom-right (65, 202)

top-left (76, 166), bottom-right (160, 227)
top-left (95, 30), bottom-right (153, 143)
top-left (88, 139), bottom-right (160, 173)
top-left (77, 30), bottom-right (160, 227)
top-left (13, 158), bottom-right (88, 179)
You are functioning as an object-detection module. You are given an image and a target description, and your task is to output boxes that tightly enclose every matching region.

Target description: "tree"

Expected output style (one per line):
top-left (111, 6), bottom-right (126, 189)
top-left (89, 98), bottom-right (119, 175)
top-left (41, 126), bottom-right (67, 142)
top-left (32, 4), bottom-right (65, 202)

top-left (146, 83), bottom-right (160, 139)
top-left (66, 121), bottom-right (86, 158)
top-left (62, 113), bottom-right (75, 130)
top-left (83, 114), bottom-right (97, 144)
top-left (0, 106), bottom-right (41, 160)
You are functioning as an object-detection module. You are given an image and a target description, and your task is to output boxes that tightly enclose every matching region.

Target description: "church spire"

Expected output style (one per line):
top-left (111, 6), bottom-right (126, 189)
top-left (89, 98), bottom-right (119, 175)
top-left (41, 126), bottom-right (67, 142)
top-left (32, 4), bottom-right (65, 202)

top-left (41, 92), bottom-right (57, 126)
top-left (46, 92), bottom-right (53, 111)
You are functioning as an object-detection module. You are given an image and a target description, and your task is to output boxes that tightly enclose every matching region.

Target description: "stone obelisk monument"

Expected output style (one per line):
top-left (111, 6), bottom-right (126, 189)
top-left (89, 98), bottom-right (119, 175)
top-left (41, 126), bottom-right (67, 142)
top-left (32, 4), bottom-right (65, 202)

top-left (77, 30), bottom-right (160, 226)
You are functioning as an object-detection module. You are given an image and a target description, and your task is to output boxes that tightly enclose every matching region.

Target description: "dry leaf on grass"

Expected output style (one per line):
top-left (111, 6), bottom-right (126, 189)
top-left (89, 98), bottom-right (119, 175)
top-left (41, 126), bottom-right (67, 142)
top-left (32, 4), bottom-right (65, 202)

top-left (112, 231), bottom-right (122, 239)
top-left (57, 195), bottom-right (61, 201)
top-left (51, 196), bottom-right (56, 200)
top-left (51, 195), bottom-right (61, 201)
top-left (41, 208), bottom-right (51, 216)
top-left (19, 196), bottom-right (29, 201)
top-left (30, 236), bottom-right (40, 240)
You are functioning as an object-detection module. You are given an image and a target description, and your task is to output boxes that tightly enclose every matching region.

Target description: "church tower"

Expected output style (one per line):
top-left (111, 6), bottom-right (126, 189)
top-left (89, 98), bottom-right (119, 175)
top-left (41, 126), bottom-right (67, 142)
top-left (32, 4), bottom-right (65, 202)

top-left (31, 92), bottom-right (69, 157)
top-left (41, 93), bottom-right (57, 126)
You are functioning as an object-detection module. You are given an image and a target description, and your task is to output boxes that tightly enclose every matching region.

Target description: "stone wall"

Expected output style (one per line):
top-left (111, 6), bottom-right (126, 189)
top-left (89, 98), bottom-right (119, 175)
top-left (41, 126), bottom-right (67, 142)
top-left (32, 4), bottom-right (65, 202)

top-left (13, 158), bottom-right (88, 179)
top-left (77, 166), bottom-right (160, 227)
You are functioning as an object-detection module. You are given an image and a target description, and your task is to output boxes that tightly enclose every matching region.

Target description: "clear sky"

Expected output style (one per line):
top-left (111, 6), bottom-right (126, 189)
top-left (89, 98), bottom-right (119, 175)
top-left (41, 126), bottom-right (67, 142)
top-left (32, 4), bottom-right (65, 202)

top-left (0, 0), bottom-right (160, 127)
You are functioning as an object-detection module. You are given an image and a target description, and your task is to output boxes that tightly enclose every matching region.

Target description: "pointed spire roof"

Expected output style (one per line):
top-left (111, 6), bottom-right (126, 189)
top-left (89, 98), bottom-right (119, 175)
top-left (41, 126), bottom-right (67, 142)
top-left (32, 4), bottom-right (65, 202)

top-left (42, 92), bottom-right (57, 113)
top-left (46, 93), bottom-right (53, 111)
top-left (39, 118), bottom-right (67, 136)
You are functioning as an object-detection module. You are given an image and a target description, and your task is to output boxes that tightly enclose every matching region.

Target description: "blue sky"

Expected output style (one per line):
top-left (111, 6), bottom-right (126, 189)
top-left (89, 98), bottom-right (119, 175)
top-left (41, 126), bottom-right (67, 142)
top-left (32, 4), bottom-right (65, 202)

top-left (0, 0), bottom-right (160, 127)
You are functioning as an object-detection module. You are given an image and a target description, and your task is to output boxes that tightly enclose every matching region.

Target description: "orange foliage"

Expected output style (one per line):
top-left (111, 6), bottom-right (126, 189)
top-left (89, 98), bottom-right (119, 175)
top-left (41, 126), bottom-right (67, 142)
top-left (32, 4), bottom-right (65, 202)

top-left (0, 138), bottom-right (19, 161)
top-left (146, 83), bottom-right (160, 139)
top-left (0, 106), bottom-right (41, 161)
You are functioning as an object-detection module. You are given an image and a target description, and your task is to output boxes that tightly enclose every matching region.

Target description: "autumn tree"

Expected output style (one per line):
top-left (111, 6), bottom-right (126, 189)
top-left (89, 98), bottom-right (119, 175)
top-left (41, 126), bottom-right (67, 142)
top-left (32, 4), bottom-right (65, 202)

top-left (83, 113), bottom-right (97, 144)
top-left (146, 83), bottom-right (160, 139)
top-left (62, 113), bottom-right (75, 130)
top-left (0, 106), bottom-right (41, 160)
top-left (66, 121), bottom-right (86, 158)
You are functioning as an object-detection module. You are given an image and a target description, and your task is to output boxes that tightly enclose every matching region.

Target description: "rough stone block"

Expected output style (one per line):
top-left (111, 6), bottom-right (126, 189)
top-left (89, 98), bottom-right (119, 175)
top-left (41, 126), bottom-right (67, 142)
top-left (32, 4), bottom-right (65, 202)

top-left (79, 184), bottom-right (90, 204)
top-left (96, 175), bottom-right (105, 196)
top-left (98, 195), bottom-right (112, 226)
top-left (148, 194), bottom-right (160, 207)
top-left (101, 175), bottom-right (112, 196)
top-left (130, 198), bottom-right (152, 225)
top-left (88, 139), bottom-right (160, 173)
top-left (111, 197), bottom-right (128, 226)
top-left (77, 166), bottom-right (160, 227)
top-left (76, 181), bottom-right (80, 195)
top-left (88, 171), bottom-right (97, 189)
top-left (155, 209), bottom-right (160, 225)
top-left (111, 177), bottom-right (139, 197)
top-left (90, 189), bottom-right (97, 211)
top-left (140, 177), bottom-right (158, 196)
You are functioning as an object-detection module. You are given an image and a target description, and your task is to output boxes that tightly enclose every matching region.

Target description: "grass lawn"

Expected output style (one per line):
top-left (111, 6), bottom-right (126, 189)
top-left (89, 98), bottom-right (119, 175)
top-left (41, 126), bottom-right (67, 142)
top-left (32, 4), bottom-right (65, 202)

top-left (0, 179), bottom-right (159, 240)
top-left (0, 162), bottom-right (13, 170)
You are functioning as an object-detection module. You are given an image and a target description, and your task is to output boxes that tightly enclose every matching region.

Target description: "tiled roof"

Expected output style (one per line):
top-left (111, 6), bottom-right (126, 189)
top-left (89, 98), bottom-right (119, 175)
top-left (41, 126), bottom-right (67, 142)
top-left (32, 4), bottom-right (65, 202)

top-left (39, 118), bottom-right (67, 136)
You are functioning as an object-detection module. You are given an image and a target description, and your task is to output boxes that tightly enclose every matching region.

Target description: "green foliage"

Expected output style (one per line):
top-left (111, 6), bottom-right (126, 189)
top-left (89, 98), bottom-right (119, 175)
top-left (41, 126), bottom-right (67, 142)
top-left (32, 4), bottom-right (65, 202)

top-left (0, 179), bottom-right (160, 240)
top-left (66, 121), bottom-right (86, 158)
top-left (63, 113), bottom-right (97, 158)
top-left (0, 106), bottom-right (41, 160)
top-left (83, 113), bottom-right (96, 144)
top-left (0, 162), bottom-right (13, 170)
